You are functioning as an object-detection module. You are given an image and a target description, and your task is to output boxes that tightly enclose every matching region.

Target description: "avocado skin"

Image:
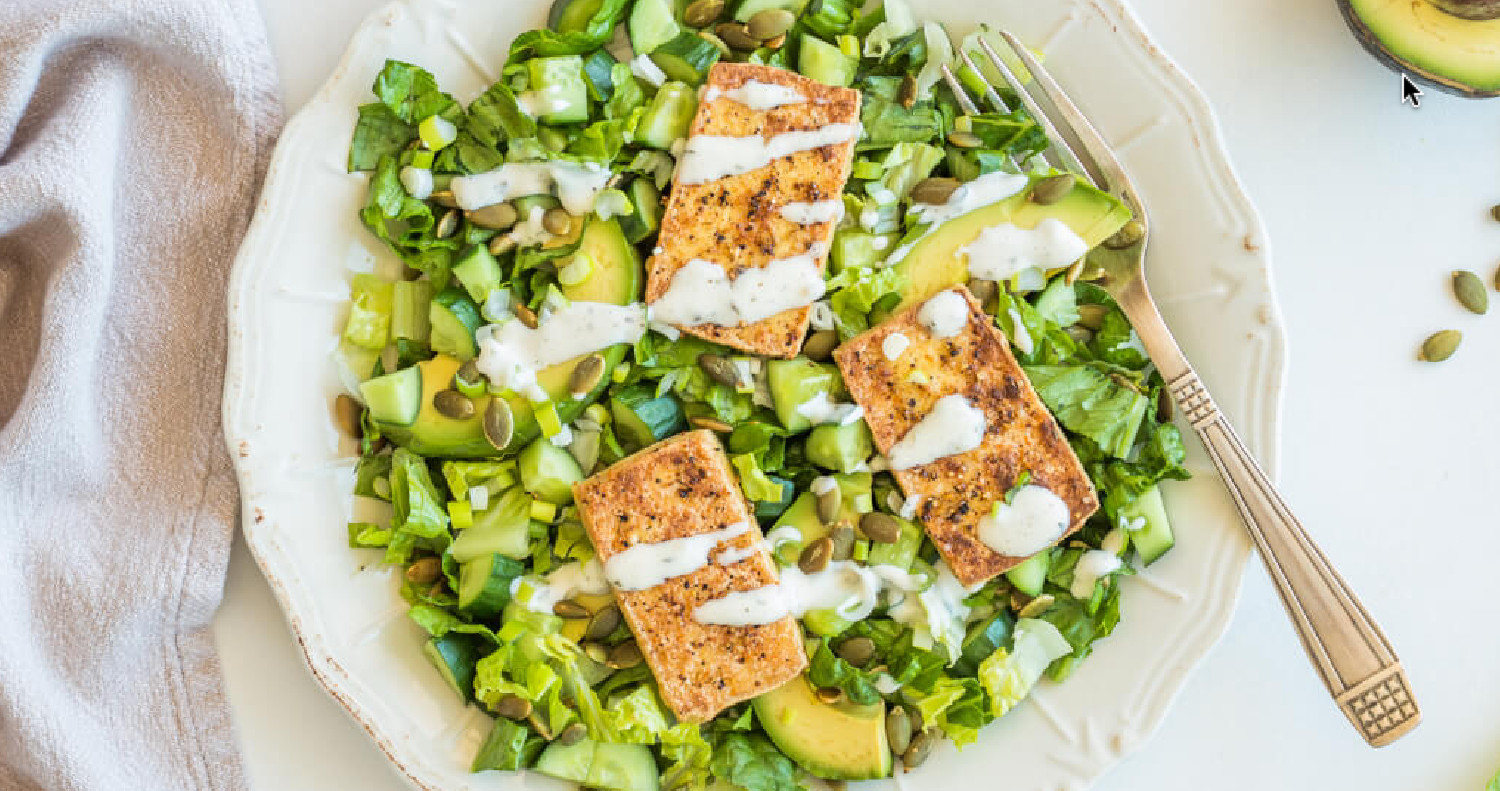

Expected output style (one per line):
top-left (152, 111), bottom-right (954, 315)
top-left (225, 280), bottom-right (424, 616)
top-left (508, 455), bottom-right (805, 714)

top-left (1428, 0), bottom-right (1500, 21)
top-left (1338, 0), bottom-right (1500, 99)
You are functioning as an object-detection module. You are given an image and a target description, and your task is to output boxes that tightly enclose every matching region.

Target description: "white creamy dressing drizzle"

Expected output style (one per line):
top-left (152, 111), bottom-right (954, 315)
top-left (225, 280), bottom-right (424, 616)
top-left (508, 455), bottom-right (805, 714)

top-left (959, 218), bottom-right (1090, 282)
top-left (886, 171), bottom-right (1031, 265)
top-left (898, 493), bottom-right (923, 520)
top-left (450, 160), bottom-right (611, 215)
top-left (692, 561), bottom-right (929, 627)
top-left (650, 247), bottom-right (826, 327)
top-left (888, 394), bottom-right (987, 470)
top-left (475, 301), bottom-right (647, 402)
top-left (882, 332), bottom-right (911, 361)
top-left (1071, 547), bottom-right (1123, 599)
top-left (764, 525), bottom-right (803, 553)
top-left (714, 541), bottom-right (764, 566)
top-left (509, 206), bottom-right (552, 248)
top-left (778, 200), bottom-right (844, 225)
top-left (516, 558), bottom-right (611, 613)
top-left (917, 290), bottom-right (969, 339)
top-left (885, 560), bottom-right (975, 655)
top-left (704, 79), bottom-right (807, 110)
top-left (796, 392), bottom-right (864, 426)
top-left (603, 522), bottom-right (752, 591)
top-left (1006, 308), bottom-right (1035, 355)
top-left (977, 485), bottom-right (1071, 557)
top-left (674, 124), bottom-right (859, 185)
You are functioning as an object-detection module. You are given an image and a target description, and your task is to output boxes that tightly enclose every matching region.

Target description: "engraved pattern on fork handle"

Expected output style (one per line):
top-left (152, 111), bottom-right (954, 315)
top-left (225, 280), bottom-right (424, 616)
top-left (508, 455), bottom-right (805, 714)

top-left (1166, 370), bottom-right (1420, 747)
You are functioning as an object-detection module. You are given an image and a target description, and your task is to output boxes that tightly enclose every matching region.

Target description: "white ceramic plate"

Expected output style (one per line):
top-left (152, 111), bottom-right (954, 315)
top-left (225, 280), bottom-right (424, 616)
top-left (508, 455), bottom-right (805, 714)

top-left (224, 0), bottom-right (1284, 787)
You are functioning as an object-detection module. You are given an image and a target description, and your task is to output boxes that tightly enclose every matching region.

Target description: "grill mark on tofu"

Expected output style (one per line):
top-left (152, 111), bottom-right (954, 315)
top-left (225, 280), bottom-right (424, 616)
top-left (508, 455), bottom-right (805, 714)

top-left (833, 287), bottom-right (1099, 587)
top-left (571, 430), bottom-right (807, 722)
top-left (646, 63), bottom-right (861, 359)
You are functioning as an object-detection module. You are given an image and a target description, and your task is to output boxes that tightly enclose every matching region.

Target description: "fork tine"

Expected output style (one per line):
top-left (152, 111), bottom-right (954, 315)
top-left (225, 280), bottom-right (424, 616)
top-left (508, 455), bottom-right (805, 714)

top-left (956, 51), bottom-right (1010, 113)
top-left (939, 65), bottom-right (979, 116)
top-left (973, 38), bottom-right (1094, 183)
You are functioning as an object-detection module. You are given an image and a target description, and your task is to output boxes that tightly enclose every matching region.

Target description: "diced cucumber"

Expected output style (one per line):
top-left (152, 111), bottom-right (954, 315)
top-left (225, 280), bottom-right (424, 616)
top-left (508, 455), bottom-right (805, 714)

top-left (635, 81), bottom-right (697, 150)
top-left (451, 487), bottom-right (532, 562)
top-left (518, 437), bottom-right (584, 505)
top-left (458, 552), bottom-right (522, 618)
top-left (429, 287), bottom-right (483, 362)
top-left (830, 230), bottom-right (898, 273)
top-left (550, 0), bottom-right (604, 34)
top-left (650, 32), bottom-right (721, 85)
top-left (755, 475), bottom-right (797, 520)
top-left (525, 56), bottom-right (589, 124)
top-left (391, 280), bottom-right (432, 343)
top-left (1122, 485), bottom-right (1175, 565)
top-left (343, 274), bottom-right (394, 350)
top-left (423, 633), bottom-right (482, 701)
top-left (616, 177), bottom-right (662, 243)
top-left (1005, 550), bottom-right (1051, 596)
top-left (805, 421), bottom-right (873, 473)
top-left (803, 608), bottom-right (853, 637)
top-left (951, 611), bottom-right (1016, 677)
top-left (582, 50), bottom-right (617, 102)
top-left (798, 34), bottom-right (857, 87)
top-left (732, 0), bottom-right (808, 22)
top-left (629, 0), bottom-right (680, 55)
top-left (470, 717), bottom-right (544, 772)
top-left (359, 366), bottom-right (423, 427)
top-left (535, 739), bottom-right (661, 791)
top-left (610, 385), bottom-right (686, 451)
top-left (534, 739), bottom-right (595, 785)
top-left (766, 358), bottom-right (841, 434)
top-left (451, 245), bottom-right (506, 304)
top-left (865, 515), bottom-right (921, 570)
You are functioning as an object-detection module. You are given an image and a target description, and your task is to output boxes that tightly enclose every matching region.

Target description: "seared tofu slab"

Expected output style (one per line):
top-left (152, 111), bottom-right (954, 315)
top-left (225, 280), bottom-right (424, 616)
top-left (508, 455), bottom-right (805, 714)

top-left (572, 430), bottom-right (806, 722)
top-left (833, 287), bottom-right (1098, 587)
top-left (646, 63), bottom-right (861, 358)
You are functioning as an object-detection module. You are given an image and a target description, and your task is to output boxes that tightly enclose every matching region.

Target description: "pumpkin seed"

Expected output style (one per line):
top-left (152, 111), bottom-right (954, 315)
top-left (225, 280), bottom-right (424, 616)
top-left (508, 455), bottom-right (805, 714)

top-left (1076, 303), bottom-right (1108, 330)
top-left (1103, 219), bottom-right (1145, 249)
top-left (746, 8), bottom-right (795, 40)
top-left (902, 730), bottom-right (935, 768)
top-left (715, 22), bottom-right (760, 51)
top-left (495, 694), bottom-right (532, 720)
top-left (553, 599), bottom-right (592, 619)
top-left (1030, 174), bottom-right (1075, 205)
top-left (1420, 329), bottom-right (1462, 362)
top-left (835, 636), bottom-right (875, 667)
top-left (763, 32), bottom-right (787, 49)
top-left (557, 722), bottom-right (589, 746)
top-left (946, 130), bottom-right (983, 149)
top-left (689, 415), bottom-right (734, 433)
top-left (907, 705), bottom-right (924, 736)
top-left (430, 189), bottom-right (459, 208)
top-left (683, 0), bottom-right (725, 27)
top-left (1156, 385), bottom-right (1174, 423)
top-left (513, 302), bottom-right (539, 329)
top-left (488, 234), bottom-right (517, 257)
top-left (570, 353), bottom-right (607, 397)
top-left (405, 557), bottom-right (442, 585)
top-left (1017, 593), bottom-right (1055, 619)
top-left (433, 389), bottom-right (475, 420)
top-left (607, 640), bottom-right (644, 669)
top-left (697, 353), bottom-right (742, 387)
top-left (698, 30), bottom-right (732, 59)
top-left (885, 707), bottom-right (912, 755)
top-left (483, 398), bottom-right (515, 450)
top-left (1453, 270), bottom-right (1489, 315)
top-left (1491, 203), bottom-right (1500, 223)
top-left (543, 207), bottom-right (573, 236)
top-left (586, 603), bottom-right (623, 641)
top-left (468, 202), bottom-right (518, 230)
top-left (859, 512), bottom-right (902, 544)
top-left (829, 523), bottom-right (856, 561)
top-left (434, 208), bottom-right (460, 239)
top-left (798, 536), bottom-right (833, 573)
top-left (803, 329), bottom-right (838, 361)
top-left (814, 686), bottom-right (843, 704)
top-left (334, 394), bottom-right (363, 439)
top-left (965, 277), bottom-right (997, 307)
top-left (909, 177), bottom-right (961, 205)
top-left (1064, 325), bottom-right (1094, 344)
top-left (816, 488), bottom-right (842, 524)
top-left (582, 641), bottom-right (609, 665)
top-left (897, 74), bottom-right (918, 109)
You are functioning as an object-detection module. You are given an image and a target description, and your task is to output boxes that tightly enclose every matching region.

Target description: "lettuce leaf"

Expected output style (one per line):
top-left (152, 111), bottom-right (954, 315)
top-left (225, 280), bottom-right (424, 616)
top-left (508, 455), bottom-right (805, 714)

top-left (807, 640), bottom-right (880, 705)
top-left (1035, 586), bottom-right (1123, 682)
top-left (407, 603), bottom-right (498, 644)
top-left (1022, 364), bottom-right (1150, 459)
top-left (507, 0), bottom-right (629, 61)
top-left (348, 103), bottom-right (414, 172)
top-left (371, 59), bottom-right (459, 124)
top-left (710, 732), bottom-right (799, 791)
top-left (730, 453), bottom-right (788, 504)
top-left (607, 685), bottom-right (673, 744)
top-left (826, 264), bottom-right (906, 339)
top-left (977, 617), bottom-right (1072, 717)
top-left (470, 716), bottom-right (545, 771)
top-left (874, 142), bottom-right (944, 203)
top-left (475, 609), bottom-right (618, 741)
top-left (465, 81), bottom-right (537, 148)
top-left (661, 723), bottom-right (714, 791)
top-left (387, 449), bottom-right (450, 564)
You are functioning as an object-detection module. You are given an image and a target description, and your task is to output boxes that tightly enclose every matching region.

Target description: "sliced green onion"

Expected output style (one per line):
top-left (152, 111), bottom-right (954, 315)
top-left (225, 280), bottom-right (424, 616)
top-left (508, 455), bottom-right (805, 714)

top-left (851, 159), bottom-right (884, 180)
top-left (529, 499), bottom-right (559, 523)
top-left (611, 362), bottom-right (631, 383)
top-left (585, 403), bottom-right (611, 426)
top-left (409, 149), bottom-right (435, 169)
top-left (447, 500), bottom-right (474, 530)
top-left (837, 35), bottom-right (860, 58)
top-left (536, 400), bottom-right (563, 437)
top-left (557, 251), bottom-right (595, 287)
top-left (853, 539), bottom-right (870, 562)
top-left (454, 371), bottom-right (487, 399)
top-left (418, 115), bottom-right (458, 150)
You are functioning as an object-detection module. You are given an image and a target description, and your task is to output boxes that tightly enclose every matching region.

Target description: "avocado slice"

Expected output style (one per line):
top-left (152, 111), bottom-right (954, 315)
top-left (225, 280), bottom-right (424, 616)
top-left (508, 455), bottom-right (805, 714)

top-left (1340, 0), bottom-right (1500, 98)
top-left (373, 217), bottom-right (643, 458)
top-left (752, 675), bottom-right (891, 781)
top-left (892, 175), bottom-right (1130, 309)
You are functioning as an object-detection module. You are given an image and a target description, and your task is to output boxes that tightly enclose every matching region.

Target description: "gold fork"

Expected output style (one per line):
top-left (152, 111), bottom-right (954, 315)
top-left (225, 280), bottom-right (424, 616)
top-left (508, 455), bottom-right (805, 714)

top-left (940, 33), bottom-right (1419, 748)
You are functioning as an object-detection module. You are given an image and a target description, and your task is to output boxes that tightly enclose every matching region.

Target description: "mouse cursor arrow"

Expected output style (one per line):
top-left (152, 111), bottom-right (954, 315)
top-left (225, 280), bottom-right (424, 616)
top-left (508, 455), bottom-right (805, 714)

top-left (1401, 74), bottom-right (1423, 107)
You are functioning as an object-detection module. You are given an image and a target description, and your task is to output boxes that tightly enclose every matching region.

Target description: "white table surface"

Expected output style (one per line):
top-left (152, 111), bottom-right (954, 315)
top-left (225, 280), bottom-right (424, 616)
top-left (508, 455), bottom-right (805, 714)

top-left (222, 1), bottom-right (1500, 788)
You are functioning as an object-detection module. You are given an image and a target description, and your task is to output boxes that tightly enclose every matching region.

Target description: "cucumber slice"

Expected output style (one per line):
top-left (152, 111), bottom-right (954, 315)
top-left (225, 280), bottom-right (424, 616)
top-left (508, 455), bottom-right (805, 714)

top-left (629, 0), bottom-right (680, 55)
top-left (537, 740), bottom-right (660, 791)
top-left (551, 0), bottom-right (604, 34)
top-left (457, 553), bottom-right (523, 619)
top-left (616, 177), bottom-right (662, 244)
top-left (582, 49), bottom-right (617, 101)
top-left (803, 608), bottom-right (853, 637)
top-left (805, 421), bottom-right (873, 473)
top-left (610, 385), bottom-right (686, 451)
top-left (451, 245), bottom-right (505, 304)
top-left (518, 437), bottom-right (585, 505)
top-left (451, 487), bottom-right (532, 562)
top-left (391, 280), bottom-right (432, 342)
top-left (732, 0), bottom-right (809, 22)
top-left (359, 366), bottom-right (423, 427)
top-left (470, 717), bottom-right (544, 772)
top-left (766, 358), bottom-right (841, 433)
top-left (865, 515), bottom-right (921, 570)
top-left (1122, 485), bottom-right (1174, 564)
top-left (422, 633), bottom-right (482, 701)
top-left (650, 32), bottom-right (721, 85)
top-left (635, 81), bottom-right (697, 150)
top-left (1005, 550), bottom-right (1051, 596)
top-left (535, 739), bottom-right (596, 786)
top-left (429, 288), bottom-right (483, 362)
top-left (798, 34), bottom-right (857, 87)
top-left (525, 56), bottom-right (589, 124)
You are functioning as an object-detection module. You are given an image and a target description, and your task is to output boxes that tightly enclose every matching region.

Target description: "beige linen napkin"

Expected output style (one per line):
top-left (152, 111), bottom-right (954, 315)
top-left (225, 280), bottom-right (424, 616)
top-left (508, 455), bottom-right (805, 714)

top-left (0, 0), bottom-right (281, 788)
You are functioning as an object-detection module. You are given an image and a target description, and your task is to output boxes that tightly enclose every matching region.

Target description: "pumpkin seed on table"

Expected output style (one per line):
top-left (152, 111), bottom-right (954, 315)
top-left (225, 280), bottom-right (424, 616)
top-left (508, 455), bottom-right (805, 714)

top-left (433, 389), bottom-right (475, 419)
top-left (1491, 203), bottom-right (1500, 223)
top-left (553, 598), bottom-right (591, 619)
top-left (835, 636), bottom-right (875, 667)
top-left (569, 353), bottom-right (607, 397)
top-left (689, 415), bottom-right (733, 432)
top-left (682, 0), bottom-right (724, 27)
top-left (1419, 329), bottom-right (1462, 362)
top-left (607, 640), bottom-right (644, 669)
top-left (746, 8), bottom-right (795, 40)
top-left (483, 398), bottom-right (515, 450)
top-left (885, 707), bottom-right (912, 756)
top-left (715, 22), bottom-right (760, 51)
top-left (468, 201), bottom-right (517, 230)
top-left (495, 693), bottom-right (532, 720)
top-left (405, 556), bottom-right (441, 585)
top-left (829, 523), bottom-right (856, 560)
top-left (543, 207), bottom-right (573, 236)
top-left (859, 512), bottom-right (902, 544)
top-left (799, 536), bottom-right (833, 573)
top-left (803, 329), bottom-right (838, 361)
top-left (816, 487), bottom-right (842, 524)
top-left (334, 394), bottom-right (363, 439)
top-left (909, 177), bottom-right (961, 205)
top-left (557, 722), bottom-right (589, 746)
top-left (1029, 174), bottom-right (1076, 205)
top-left (1453, 270), bottom-right (1488, 314)
top-left (902, 729), bottom-right (935, 768)
top-left (513, 302), bottom-right (539, 328)
top-left (586, 603), bottom-right (622, 641)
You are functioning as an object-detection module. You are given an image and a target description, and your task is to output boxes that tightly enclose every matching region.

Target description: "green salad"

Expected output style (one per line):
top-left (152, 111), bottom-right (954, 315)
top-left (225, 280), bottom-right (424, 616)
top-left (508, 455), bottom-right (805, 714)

top-left (337, 0), bottom-right (1189, 786)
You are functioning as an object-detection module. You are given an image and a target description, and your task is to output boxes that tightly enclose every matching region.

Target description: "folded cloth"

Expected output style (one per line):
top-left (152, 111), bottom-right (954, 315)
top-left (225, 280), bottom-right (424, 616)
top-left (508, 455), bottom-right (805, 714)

top-left (0, 0), bottom-right (281, 788)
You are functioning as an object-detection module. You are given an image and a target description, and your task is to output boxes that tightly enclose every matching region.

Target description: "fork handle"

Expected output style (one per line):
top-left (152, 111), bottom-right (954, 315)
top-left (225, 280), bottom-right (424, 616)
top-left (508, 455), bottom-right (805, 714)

top-left (1118, 280), bottom-right (1420, 746)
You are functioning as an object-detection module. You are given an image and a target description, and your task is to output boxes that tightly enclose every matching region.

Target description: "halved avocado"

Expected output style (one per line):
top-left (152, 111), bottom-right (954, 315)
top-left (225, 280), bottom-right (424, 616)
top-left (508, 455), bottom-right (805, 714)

top-left (892, 175), bottom-right (1131, 309)
top-left (752, 674), bottom-right (891, 781)
top-left (374, 217), bottom-right (642, 458)
top-left (1340, 0), bottom-right (1500, 98)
